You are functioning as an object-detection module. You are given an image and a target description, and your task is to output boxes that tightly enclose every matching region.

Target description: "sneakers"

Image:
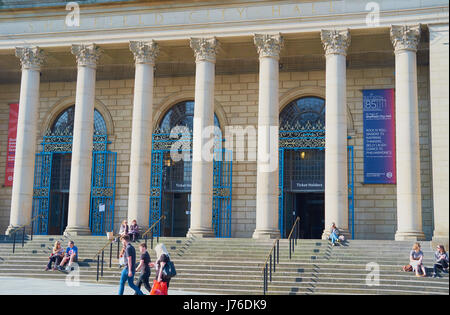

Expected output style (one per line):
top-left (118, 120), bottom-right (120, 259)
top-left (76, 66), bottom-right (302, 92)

top-left (45, 267), bottom-right (49, 271)
top-left (433, 273), bottom-right (437, 278)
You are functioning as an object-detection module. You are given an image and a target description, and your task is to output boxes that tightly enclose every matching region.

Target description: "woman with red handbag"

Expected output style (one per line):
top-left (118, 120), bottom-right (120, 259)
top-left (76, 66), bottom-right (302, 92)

top-left (150, 243), bottom-right (171, 295)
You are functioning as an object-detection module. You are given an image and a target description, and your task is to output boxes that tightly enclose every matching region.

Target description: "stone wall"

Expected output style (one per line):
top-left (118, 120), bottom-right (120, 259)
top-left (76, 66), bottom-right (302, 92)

top-left (0, 65), bottom-right (434, 240)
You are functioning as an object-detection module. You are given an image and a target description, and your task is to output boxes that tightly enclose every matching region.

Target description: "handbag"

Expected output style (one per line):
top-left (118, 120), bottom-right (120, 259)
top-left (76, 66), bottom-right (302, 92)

top-left (162, 260), bottom-right (177, 279)
top-left (150, 280), bottom-right (168, 295)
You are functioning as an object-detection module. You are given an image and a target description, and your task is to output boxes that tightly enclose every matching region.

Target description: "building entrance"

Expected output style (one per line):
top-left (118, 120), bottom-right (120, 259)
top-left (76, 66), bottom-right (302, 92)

top-left (48, 153), bottom-right (71, 235)
top-left (162, 192), bottom-right (190, 237)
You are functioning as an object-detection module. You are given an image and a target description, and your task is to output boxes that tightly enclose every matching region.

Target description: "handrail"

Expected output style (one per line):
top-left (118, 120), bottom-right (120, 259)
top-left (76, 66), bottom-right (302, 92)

top-left (287, 216), bottom-right (300, 240)
top-left (261, 238), bottom-right (280, 295)
top-left (92, 233), bottom-right (119, 260)
top-left (141, 215), bottom-right (166, 239)
top-left (8, 214), bottom-right (44, 236)
top-left (288, 216), bottom-right (300, 259)
top-left (9, 214), bottom-right (45, 253)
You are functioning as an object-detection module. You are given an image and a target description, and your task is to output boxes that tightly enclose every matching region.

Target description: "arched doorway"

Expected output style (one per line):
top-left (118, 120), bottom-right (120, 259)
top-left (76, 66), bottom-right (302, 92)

top-left (150, 101), bottom-right (232, 237)
top-left (279, 97), bottom-right (326, 239)
top-left (32, 106), bottom-right (117, 235)
top-left (279, 96), bottom-right (355, 239)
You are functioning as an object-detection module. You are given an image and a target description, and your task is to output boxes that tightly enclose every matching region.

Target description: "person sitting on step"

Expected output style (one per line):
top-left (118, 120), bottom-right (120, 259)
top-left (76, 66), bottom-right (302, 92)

top-left (410, 242), bottom-right (426, 277)
top-left (328, 223), bottom-right (340, 246)
top-left (129, 219), bottom-right (140, 242)
top-left (433, 245), bottom-right (449, 278)
top-left (58, 240), bottom-right (78, 271)
top-left (45, 241), bottom-right (65, 271)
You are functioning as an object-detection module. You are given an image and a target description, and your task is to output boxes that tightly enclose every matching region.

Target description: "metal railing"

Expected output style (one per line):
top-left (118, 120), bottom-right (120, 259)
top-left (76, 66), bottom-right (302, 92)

top-left (141, 215), bottom-right (166, 250)
top-left (261, 239), bottom-right (280, 295)
top-left (93, 215), bottom-right (166, 282)
top-left (288, 217), bottom-right (300, 259)
top-left (8, 214), bottom-right (45, 253)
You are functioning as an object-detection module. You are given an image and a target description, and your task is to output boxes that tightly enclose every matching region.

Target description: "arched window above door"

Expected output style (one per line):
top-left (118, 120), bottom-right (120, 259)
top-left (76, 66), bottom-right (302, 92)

top-left (51, 105), bottom-right (108, 135)
top-left (280, 97), bottom-right (325, 129)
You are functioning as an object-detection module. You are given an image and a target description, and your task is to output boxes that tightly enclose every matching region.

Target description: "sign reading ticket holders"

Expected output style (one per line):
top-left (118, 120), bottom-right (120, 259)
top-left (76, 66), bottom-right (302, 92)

top-left (363, 89), bottom-right (396, 184)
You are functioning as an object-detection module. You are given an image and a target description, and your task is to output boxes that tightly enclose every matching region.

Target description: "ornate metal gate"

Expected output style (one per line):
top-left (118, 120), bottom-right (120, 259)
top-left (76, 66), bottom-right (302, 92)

top-left (278, 122), bottom-right (355, 238)
top-left (31, 131), bottom-right (117, 235)
top-left (150, 128), bottom-right (232, 237)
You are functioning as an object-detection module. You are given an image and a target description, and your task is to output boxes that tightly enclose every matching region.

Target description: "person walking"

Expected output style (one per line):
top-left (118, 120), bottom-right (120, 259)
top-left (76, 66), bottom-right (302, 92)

top-left (118, 235), bottom-right (144, 295)
top-left (410, 243), bottom-right (427, 277)
top-left (135, 242), bottom-right (152, 294)
top-left (150, 243), bottom-right (172, 290)
top-left (45, 241), bottom-right (64, 271)
top-left (432, 245), bottom-right (449, 278)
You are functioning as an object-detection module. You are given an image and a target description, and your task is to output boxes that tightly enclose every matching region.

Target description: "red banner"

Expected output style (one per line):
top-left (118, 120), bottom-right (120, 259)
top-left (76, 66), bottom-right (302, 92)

top-left (4, 103), bottom-right (19, 186)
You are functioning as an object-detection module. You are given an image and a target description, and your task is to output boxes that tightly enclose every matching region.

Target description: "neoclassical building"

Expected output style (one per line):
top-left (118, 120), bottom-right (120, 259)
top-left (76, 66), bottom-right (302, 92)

top-left (0, 0), bottom-right (448, 245)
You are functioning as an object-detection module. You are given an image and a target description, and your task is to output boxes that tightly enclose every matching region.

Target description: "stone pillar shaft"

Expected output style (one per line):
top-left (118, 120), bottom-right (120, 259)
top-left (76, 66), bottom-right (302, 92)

top-left (391, 25), bottom-right (425, 241)
top-left (428, 24), bottom-right (449, 248)
top-left (65, 44), bottom-right (101, 236)
top-left (6, 47), bottom-right (44, 234)
top-left (321, 29), bottom-right (351, 239)
top-left (187, 38), bottom-right (219, 238)
top-left (127, 41), bottom-right (159, 231)
top-left (253, 34), bottom-right (283, 239)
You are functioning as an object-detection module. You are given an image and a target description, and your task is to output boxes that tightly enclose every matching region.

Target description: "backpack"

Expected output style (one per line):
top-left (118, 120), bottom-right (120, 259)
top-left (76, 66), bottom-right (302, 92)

top-left (402, 264), bottom-right (413, 272)
top-left (162, 259), bottom-right (177, 279)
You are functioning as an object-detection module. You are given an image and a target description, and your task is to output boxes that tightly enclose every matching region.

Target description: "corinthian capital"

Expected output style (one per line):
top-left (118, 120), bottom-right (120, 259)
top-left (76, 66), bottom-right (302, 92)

top-left (190, 37), bottom-right (220, 63)
top-left (390, 25), bottom-right (421, 52)
top-left (129, 40), bottom-right (159, 65)
top-left (71, 44), bottom-right (102, 68)
top-left (253, 33), bottom-right (284, 59)
top-left (15, 46), bottom-right (45, 71)
top-left (321, 29), bottom-right (351, 56)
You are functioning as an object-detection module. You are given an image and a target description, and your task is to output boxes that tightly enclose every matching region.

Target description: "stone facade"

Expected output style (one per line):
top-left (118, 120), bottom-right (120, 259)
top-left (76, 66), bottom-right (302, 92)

top-left (0, 65), bottom-right (434, 239)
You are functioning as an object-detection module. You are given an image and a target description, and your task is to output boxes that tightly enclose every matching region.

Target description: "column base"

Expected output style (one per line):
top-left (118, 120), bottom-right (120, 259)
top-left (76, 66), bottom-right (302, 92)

top-left (64, 226), bottom-right (91, 237)
top-left (252, 229), bottom-right (280, 240)
top-left (5, 225), bottom-right (19, 236)
top-left (395, 231), bottom-right (426, 241)
top-left (186, 227), bottom-right (215, 238)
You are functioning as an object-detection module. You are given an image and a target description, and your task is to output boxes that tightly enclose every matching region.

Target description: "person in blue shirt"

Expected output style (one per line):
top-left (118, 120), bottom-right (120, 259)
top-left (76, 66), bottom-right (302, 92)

top-left (58, 240), bottom-right (78, 271)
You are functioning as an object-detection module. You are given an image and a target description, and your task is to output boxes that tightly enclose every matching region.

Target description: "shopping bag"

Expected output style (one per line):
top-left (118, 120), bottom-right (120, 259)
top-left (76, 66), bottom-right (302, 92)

top-left (150, 280), bottom-right (168, 295)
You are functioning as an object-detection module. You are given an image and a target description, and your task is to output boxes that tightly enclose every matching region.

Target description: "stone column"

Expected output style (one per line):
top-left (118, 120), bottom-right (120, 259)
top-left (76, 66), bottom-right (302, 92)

top-left (252, 34), bottom-right (283, 239)
top-left (65, 44), bottom-right (102, 236)
top-left (187, 37), bottom-right (219, 238)
top-left (127, 41), bottom-right (159, 231)
top-left (320, 29), bottom-right (351, 239)
top-left (6, 47), bottom-right (45, 235)
top-left (390, 25), bottom-right (425, 241)
top-left (428, 24), bottom-right (449, 248)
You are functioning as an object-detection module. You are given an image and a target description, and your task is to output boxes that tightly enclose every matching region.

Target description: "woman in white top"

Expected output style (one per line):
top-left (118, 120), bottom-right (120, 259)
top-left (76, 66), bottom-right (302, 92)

top-left (410, 243), bottom-right (426, 277)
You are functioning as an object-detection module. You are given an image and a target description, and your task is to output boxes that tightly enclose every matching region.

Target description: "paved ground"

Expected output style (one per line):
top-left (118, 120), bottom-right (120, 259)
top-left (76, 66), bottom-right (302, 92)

top-left (0, 277), bottom-right (208, 295)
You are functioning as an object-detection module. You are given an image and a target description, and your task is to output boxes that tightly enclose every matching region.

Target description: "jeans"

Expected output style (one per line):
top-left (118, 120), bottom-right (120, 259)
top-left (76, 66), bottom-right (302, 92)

top-left (118, 267), bottom-right (144, 295)
top-left (136, 270), bottom-right (151, 294)
top-left (330, 232), bottom-right (339, 244)
top-left (433, 260), bottom-right (449, 275)
top-left (47, 255), bottom-right (62, 269)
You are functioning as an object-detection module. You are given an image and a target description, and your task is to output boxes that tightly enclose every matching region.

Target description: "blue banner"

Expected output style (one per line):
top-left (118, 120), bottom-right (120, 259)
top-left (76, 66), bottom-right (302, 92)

top-left (363, 89), bottom-right (396, 184)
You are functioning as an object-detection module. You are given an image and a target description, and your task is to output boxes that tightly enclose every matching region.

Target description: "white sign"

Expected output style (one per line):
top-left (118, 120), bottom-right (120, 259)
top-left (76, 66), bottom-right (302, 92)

top-left (99, 203), bottom-right (106, 213)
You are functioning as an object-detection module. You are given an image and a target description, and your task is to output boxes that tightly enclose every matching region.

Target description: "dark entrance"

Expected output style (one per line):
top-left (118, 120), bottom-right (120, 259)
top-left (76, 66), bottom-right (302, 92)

top-left (283, 192), bottom-right (324, 239)
top-left (162, 192), bottom-right (190, 237)
top-left (295, 193), bottom-right (324, 239)
top-left (48, 153), bottom-right (71, 235)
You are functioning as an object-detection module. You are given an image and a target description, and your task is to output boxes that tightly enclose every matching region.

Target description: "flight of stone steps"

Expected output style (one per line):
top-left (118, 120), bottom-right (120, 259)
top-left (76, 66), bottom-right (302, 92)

top-left (0, 235), bottom-right (448, 295)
